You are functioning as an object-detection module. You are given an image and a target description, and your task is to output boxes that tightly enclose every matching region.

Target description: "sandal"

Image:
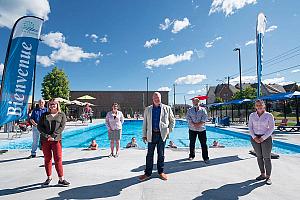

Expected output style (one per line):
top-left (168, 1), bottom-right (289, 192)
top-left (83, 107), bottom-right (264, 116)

top-left (108, 153), bottom-right (114, 158)
top-left (114, 153), bottom-right (119, 158)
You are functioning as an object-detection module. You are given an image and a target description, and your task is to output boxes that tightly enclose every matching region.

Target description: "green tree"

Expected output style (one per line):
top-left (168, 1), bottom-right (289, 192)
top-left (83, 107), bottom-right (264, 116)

top-left (215, 97), bottom-right (223, 103)
top-left (232, 86), bottom-right (256, 100)
top-left (41, 67), bottom-right (70, 100)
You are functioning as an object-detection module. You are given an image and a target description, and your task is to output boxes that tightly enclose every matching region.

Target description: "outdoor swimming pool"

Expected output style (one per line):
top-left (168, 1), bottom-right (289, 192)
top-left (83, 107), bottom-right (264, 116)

top-left (1, 120), bottom-right (300, 154)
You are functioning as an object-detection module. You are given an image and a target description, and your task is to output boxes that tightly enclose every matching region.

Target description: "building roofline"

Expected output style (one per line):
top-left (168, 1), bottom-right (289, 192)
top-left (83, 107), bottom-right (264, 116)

top-left (70, 90), bottom-right (169, 93)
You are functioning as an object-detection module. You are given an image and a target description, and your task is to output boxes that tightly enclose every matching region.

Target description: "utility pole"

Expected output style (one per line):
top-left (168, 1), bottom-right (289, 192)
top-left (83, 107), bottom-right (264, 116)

top-left (233, 48), bottom-right (242, 93)
top-left (142, 93), bottom-right (145, 108)
top-left (227, 76), bottom-right (230, 88)
top-left (206, 84), bottom-right (209, 105)
top-left (227, 76), bottom-right (231, 102)
top-left (146, 77), bottom-right (149, 106)
top-left (173, 84), bottom-right (176, 115)
top-left (184, 95), bottom-right (187, 115)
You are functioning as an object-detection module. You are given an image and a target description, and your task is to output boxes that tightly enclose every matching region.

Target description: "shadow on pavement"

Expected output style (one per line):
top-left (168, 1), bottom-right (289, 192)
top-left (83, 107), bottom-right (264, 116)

top-left (47, 176), bottom-right (139, 200)
top-left (39, 155), bottom-right (108, 167)
top-left (0, 155), bottom-right (252, 199)
top-left (0, 155), bottom-right (43, 164)
top-left (0, 183), bottom-right (63, 196)
top-left (193, 179), bottom-right (265, 200)
top-left (132, 155), bottom-right (247, 174)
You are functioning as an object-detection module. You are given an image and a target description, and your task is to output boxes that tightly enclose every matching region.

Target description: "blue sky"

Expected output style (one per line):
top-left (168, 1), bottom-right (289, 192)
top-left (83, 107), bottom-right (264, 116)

top-left (0, 0), bottom-right (300, 104)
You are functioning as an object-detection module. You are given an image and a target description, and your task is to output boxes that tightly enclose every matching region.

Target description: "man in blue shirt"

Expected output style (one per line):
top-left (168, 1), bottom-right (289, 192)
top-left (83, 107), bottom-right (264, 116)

top-left (186, 97), bottom-right (209, 163)
top-left (139, 92), bottom-right (175, 181)
top-left (27, 99), bottom-right (47, 159)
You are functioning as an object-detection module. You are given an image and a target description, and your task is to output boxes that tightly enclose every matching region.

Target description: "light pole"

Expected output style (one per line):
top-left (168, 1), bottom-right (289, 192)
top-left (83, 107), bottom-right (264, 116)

top-left (173, 84), bottom-right (176, 115)
top-left (146, 77), bottom-right (149, 106)
top-left (233, 48), bottom-right (242, 93)
top-left (184, 95), bottom-right (187, 115)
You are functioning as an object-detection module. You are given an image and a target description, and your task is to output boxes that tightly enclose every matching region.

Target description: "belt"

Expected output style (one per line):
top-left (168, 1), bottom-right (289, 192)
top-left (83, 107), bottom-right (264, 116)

top-left (254, 134), bottom-right (264, 138)
top-left (152, 129), bottom-right (160, 134)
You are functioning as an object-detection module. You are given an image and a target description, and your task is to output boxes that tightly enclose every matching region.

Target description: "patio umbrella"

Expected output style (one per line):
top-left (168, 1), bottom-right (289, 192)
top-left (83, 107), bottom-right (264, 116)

top-left (70, 100), bottom-right (84, 106)
top-left (190, 95), bottom-right (208, 100)
top-left (77, 95), bottom-right (96, 100)
top-left (55, 97), bottom-right (71, 104)
top-left (82, 102), bottom-right (95, 106)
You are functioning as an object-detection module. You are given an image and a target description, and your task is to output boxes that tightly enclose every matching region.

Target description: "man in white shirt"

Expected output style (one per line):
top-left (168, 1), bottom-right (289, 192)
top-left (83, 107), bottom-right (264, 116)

top-left (186, 97), bottom-right (209, 163)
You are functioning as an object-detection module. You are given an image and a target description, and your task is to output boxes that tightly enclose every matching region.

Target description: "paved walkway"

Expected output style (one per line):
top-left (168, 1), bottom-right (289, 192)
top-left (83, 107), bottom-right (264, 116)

top-left (0, 148), bottom-right (299, 200)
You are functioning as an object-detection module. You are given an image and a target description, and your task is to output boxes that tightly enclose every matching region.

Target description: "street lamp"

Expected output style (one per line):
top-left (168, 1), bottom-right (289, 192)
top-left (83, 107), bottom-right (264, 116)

top-left (146, 77), bottom-right (149, 106)
top-left (233, 48), bottom-right (242, 93)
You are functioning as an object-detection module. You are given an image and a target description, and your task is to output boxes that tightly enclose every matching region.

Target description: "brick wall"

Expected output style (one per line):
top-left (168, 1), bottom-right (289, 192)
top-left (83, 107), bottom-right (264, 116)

top-left (70, 91), bottom-right (169, 118)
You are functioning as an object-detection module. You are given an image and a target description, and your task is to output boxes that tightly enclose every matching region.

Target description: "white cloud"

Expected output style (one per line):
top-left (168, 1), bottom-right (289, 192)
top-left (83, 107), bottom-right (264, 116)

top-left (100, 35), bottom-right (108, 43)
top-left (187, 90), bottom-right (196, 95)
top-left (263, 77), bottom-right (294, 85)
top-left (172, 18), bottom-right (191, 33)
top-left (262, 77), bottom-right (285, 84)
top-left (187, 88), bottom-right (206, 95)
top-left (37, 55), bottom-right (54, 67)
top-left (107, 86), bottom-right (112, 88)
top-left (245, 25), bottom-right (278, 46)
top-left (39, 32), bottom-right (99, 66)
top-left (229, 75), bottom-right (257, 85)
top-left (144, 38), bottom-right (161, 48)
top-left (90, 34), bottom-right (98, 43)
top-left (0, 63), bottom-right (4, 75)
top-left (175, 74), bottom-right (207, 85)
top-left (50, 43), bottom-right (98, 63)
top-left (145, 50), bottom-right (193, 69)
top-left (277, 81), bottom-right (295, 86)
top-left (197, 88), bottom-right (207, 94)
top-left (209, 0), bottom-right (257, 16)
top-left (205, 36), bottom-right (222, 48)
top-left (291, 69), bottom-right (300, 73)
top-left (194, 48), bottom-right (205, 59)
top-left (41, 32), bottom-right (65, 49)
top-left (231, 76), bottom-right (292, 86)
top-left (124, 50), bottom-right (128, 54)
top-left (0, 0), bottom-right (51, 28)
top-left (159, 18), bottom-right (173, 30)
top-left (86, 34), bottom-right (107, 43)
top-left (245, 39), bottom-right (256, 46)
top-left (266, 25), bottom-right (278, 33)
top-left (95, 60), bottom-right (100, 65)
top-left (157, 87), bottom-right (171, 91)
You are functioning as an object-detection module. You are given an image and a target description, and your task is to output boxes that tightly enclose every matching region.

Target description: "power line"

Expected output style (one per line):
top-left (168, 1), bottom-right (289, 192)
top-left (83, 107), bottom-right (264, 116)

top-left (242, 52), bottom-right (300, 76)
top-left (262, 64), bottom-right (300, 77)
top-left (264, 45), bottom-right (300, 64)
top-left (228, 45), bottom-right (300, 77)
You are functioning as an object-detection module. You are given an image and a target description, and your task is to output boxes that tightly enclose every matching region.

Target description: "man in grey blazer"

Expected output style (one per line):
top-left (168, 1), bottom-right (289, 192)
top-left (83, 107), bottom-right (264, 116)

top-left (139, 92), bottom-right (175, 181)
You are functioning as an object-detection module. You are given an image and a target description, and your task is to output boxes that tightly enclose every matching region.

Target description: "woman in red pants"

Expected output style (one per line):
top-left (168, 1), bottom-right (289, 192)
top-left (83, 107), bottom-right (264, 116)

top-left (37, 98), bottom-right (70, 186)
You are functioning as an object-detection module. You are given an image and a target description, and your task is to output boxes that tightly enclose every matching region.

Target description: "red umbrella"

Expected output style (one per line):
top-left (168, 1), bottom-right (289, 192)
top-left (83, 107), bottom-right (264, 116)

top-left (190, 95), bottom-right (208, 100)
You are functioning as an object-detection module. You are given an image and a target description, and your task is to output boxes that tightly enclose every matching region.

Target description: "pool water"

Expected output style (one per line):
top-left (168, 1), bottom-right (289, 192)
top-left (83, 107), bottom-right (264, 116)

top-left (0, 120), bottom-right (299, 154)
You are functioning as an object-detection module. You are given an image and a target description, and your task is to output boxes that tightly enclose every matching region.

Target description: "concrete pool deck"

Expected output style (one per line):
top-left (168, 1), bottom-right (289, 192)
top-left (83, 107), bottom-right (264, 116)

top-left (208, 123), bottom-right (300, 146)
top-left (0, 148), bottom-right (300, 200)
